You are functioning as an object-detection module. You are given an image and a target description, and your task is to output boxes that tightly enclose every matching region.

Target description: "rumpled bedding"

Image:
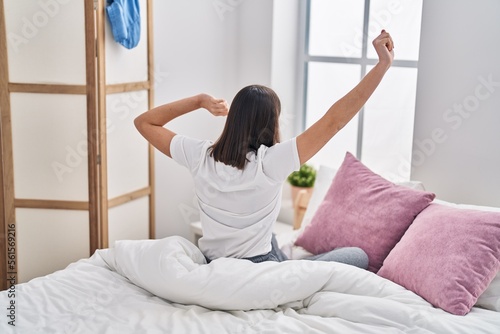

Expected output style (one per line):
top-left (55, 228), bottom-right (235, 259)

top-left (1, 236), bottom-right (499, 333)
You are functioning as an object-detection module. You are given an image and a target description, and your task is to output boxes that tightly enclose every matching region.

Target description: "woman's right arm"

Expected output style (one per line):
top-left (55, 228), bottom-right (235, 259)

top-left (296, 30), bottom-right (395, 165)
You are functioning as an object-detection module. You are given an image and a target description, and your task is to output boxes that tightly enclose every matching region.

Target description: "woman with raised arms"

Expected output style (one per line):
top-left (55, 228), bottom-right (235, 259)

top-left (135, 30), bottom-right (394, 267)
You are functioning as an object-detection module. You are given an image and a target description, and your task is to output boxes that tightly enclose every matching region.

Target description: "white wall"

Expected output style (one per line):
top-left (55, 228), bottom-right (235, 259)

top-left (271, 0), bottom-right (301, 141)
top-left (235, 0), bottom-right (274, 88)
top-left (411, 0), bottom-right (500, 207)
top-left (153, 0), bottom-right (287, 241)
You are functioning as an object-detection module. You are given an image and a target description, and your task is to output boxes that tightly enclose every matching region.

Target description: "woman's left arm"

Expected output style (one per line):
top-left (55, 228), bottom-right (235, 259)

top-left (134, 94), bottom-right (228, 157)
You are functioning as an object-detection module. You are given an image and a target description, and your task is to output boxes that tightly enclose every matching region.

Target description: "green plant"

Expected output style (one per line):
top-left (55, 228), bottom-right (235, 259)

top-left (287, 164), bottom-right (316, 188)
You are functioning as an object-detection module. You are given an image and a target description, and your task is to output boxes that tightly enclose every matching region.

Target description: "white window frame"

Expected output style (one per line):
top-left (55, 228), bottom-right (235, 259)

top-left (297, 0), bottom-right (419, 159)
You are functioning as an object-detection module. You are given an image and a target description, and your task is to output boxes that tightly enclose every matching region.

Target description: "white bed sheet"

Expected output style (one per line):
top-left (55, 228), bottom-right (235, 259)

top-left (1, 236), bottom-right (499, 334)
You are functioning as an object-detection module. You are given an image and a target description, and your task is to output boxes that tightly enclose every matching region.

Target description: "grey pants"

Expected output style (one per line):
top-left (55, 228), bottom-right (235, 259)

top-left (244, 234), bottom-right (369, 270)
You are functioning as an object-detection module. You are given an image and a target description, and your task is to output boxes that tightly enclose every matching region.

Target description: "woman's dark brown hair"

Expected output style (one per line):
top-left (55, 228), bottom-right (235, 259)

top-left (209, 85), bottom-right (281, 169)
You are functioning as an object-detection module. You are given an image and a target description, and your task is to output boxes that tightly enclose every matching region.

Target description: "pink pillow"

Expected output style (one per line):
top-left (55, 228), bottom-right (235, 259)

top-left (294, 152), bottom-right (435, 272)
top-left (378, 203), bottom-right (500, 315)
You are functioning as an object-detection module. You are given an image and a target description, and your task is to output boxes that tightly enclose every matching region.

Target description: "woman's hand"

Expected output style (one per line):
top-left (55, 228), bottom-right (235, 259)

top-left (372, 29), bottom-right (394, 69)
top-left (199, 94), bottom-right (229, 116)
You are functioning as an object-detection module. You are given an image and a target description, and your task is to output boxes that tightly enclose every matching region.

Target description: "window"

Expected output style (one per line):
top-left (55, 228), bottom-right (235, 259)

top-left (302, 0), bottom-right (423, 181)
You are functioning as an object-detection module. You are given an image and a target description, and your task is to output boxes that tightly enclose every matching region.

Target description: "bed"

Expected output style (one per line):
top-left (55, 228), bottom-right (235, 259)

top-left (2, 153), bottom-right (500, 333)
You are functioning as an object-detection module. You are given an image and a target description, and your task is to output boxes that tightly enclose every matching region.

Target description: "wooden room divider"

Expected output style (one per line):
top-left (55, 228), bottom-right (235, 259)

top-left (0, 0), bottom-right (155, 289)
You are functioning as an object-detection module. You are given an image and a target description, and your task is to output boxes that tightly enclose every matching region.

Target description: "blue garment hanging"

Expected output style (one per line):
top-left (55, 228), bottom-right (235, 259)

top-left (106, 0), bottom-right (141, 49)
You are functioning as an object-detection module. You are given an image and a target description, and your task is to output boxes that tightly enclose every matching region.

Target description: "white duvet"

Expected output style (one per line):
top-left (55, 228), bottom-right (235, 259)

top-left (2, 236), bottom-right (499, 334)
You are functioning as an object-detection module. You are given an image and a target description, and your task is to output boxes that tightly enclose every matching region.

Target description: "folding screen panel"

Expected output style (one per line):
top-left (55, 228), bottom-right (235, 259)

top-left (0, 0), bottom-right (155, 287)
top-left (97, 0), bottom-right (154, 248)
top-left (10, 93), bottom-right (91, 282)
top-left (1, 0), bottom-right (91, 284)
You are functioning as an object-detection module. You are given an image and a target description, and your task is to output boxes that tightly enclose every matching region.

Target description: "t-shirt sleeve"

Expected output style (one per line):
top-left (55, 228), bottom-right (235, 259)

top-left (170, 135), bottom-right (209, 172)
top-left (261, 137), bottom-right (301, 182)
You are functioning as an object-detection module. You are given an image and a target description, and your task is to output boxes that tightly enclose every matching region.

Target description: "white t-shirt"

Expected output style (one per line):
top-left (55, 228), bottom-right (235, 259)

top-left (170, 135), bottom-right (300, 260)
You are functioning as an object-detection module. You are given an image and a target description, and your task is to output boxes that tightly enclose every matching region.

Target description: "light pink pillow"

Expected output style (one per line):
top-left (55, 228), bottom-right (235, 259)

top-left (294, 152), bottom-right (435, 272)
top-left (378, 203), bottom-right (500, 315)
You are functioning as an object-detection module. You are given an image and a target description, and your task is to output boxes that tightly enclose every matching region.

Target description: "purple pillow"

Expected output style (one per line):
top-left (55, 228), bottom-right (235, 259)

top-left (378, 203), bottom-right (500, 315)
top-left (294, 152), bottom-right (435, 272)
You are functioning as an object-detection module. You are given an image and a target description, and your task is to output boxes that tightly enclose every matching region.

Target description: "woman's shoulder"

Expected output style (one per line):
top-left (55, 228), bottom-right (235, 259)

top-left (170, 135), bottom-right (214, 171)
top-left (257, 137), bottom-right (300, 181)
top-left (173, 134), bottom-right (213, 150)
top-left (259, 137), bottom-right (297, 156)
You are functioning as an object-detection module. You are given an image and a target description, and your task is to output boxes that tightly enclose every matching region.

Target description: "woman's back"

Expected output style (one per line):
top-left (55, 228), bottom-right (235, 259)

top-left (170, 134), bottom-right (300, 260)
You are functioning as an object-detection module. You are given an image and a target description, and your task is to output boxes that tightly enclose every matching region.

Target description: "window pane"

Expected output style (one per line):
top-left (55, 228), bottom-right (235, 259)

top-left (366, 0), bottom-right (423, 61)
top-left (361, 66), bottom-right (418, 181)
top-left (309, 0), bottom-right (365, 58)
top-left (306, 62), bottom-right (361, 168)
